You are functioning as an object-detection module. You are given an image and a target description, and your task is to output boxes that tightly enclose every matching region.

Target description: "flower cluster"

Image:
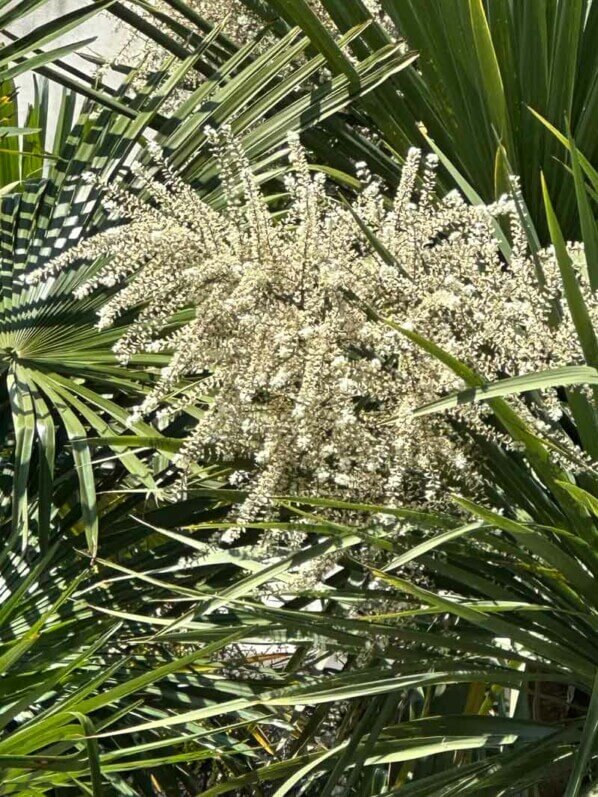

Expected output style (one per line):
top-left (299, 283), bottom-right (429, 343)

top-left (32, 132), bottom-right (595, 530)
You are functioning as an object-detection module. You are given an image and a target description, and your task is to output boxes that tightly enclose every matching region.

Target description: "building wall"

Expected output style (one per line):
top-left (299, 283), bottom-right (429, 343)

top-left (8, 0), bottom-right (134, 126)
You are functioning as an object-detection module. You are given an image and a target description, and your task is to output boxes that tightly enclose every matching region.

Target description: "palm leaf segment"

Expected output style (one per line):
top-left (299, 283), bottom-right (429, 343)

top-left (0, 104), bottom-right (170, 555)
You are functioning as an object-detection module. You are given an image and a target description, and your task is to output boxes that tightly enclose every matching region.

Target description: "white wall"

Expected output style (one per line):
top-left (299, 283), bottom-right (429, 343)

top-left (7, 0), bottom-right (135, 125)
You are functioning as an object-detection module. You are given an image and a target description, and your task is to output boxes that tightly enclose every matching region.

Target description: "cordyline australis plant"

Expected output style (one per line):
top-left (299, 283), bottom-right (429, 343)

top-left (31, 131), bottom-right (595, 533)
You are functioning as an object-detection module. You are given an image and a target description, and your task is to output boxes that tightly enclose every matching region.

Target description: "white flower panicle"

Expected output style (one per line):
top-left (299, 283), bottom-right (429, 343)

top-left (35, 132), bottom-right (595, 525)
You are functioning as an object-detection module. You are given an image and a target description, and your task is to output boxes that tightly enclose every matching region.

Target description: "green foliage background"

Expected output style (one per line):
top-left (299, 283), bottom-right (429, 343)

top-left (0, 1), bottom-right (596, 794)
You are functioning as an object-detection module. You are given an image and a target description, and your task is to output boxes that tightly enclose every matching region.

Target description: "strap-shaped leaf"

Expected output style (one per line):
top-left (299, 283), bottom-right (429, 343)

top-left (414, 365), bottom-right (598, 417)
top-left (542, 174), bottom-right (598, 367)
top-left (30, 372), bottom-right (98, 558)
top-left (564, 670), bottom-right (598, 797)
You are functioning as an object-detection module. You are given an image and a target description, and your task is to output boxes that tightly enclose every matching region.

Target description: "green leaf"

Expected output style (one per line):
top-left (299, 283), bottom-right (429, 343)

top-left (7, 366), bottom-right (36, 547)
top-left (69, 713), bottom-right (103, 796)
top-left (556, 481), bottom-right (598, 518)
top-left (30, 373), bottom-right (98, 558)
top-left (266, 0), bottom-right (359, 81)
top-left (0, 1), bottom-right (114, 69)
top-left (529, 107), bottom-right (598, 195)
top-left (468, 0), bottom-right (513, 159)
top-left (86, 435), bottom-right (183, 454)
top-left (564, 670), bottom-right (598, 797)
top-left (541, 173), bottom-right (598, 367)
top-left (383, 521), bottom-right (485, 572)
top-left (1, 37), bottom-right (97, 82)
top-left (0, 127), bottom-right (41, 138)
top-left (567, 124), bottom-right (598, 291)
top-left (414, 365), bottom-right (598, 417)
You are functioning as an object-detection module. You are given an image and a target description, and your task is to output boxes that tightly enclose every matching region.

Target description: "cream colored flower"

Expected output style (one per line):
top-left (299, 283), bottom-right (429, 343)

top-left (33, 131), bottom-right (595, 536)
